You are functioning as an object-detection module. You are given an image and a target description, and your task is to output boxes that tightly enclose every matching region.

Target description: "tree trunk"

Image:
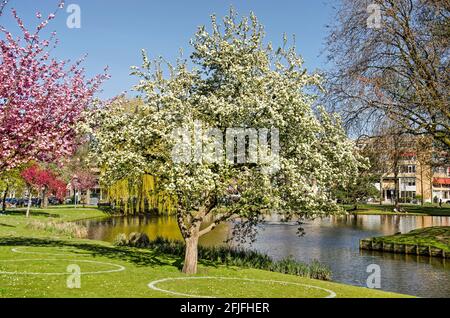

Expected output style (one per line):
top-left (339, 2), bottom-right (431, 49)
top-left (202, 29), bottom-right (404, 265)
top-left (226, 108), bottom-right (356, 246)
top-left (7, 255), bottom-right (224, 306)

top-left (2, 185), bottom-right (8, 213)
top-left (26, 190), bottom-right (32, 218)
top-left (379, 176), bottom-right (383, 206)
top-left (394, 171), bottom-right (400, 210)
top-left (429, 166), bottom-right (433, 205)
top-left (182, 234), bottom-right (199, 274)
top-left (41, 186), bottom-right (48, 208)
top-left (420, 168), bottom-right (424, 206)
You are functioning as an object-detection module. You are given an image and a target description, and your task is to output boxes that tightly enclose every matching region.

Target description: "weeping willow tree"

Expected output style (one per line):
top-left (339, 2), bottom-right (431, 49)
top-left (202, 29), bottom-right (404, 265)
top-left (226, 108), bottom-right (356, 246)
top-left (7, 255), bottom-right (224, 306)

top-left (82, 98), bottom-right (177, 214)
top-left (107, 174), bottom-right (176, 214)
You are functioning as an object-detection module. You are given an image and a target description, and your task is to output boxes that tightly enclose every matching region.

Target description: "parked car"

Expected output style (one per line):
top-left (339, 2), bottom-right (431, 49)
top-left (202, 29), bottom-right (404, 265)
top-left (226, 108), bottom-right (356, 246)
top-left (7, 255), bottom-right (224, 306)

top-left (48, 196), bottom-right (62, 205)
top-left (0, 197), bottom-right (46, 208)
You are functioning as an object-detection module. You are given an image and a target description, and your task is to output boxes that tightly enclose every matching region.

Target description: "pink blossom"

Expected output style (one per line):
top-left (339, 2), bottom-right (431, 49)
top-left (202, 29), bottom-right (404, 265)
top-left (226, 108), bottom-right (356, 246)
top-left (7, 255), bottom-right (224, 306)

top-left (22, 164), bottom-right (67, 199)
top-left (0, 5), bottom-right (108, 172)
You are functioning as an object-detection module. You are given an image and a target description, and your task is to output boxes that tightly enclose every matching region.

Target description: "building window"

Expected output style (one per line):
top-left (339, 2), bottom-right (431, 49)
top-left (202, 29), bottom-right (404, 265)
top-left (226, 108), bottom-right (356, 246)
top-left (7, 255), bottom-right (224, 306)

top-left (400, 153), bottom-right (416, 161)
top-left (400, 165), bottom-right (416, 174)
top-left (400, 191), bottom-right (416, 199)
top-left (433, 166), bottom-right (446, 174)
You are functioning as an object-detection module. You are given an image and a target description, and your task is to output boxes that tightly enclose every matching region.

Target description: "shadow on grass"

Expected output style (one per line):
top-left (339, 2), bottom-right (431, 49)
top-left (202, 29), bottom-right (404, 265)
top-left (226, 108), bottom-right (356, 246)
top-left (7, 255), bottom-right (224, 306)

top-left (0, 237), bottom-right (179, 268)
top-left (0, 223), bottom-right (15, 228)
top-left (4, 210), bottom-right (60, 218)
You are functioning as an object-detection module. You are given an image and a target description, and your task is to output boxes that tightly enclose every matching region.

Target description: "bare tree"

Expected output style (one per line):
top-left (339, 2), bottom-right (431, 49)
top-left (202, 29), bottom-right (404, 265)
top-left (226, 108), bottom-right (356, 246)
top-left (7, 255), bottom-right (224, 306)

top-left (415, 135), bottom-right (434, 205)
top-left (325, 0), bottom-right (449, 148)
top-left (365, 121), bottom-right (412, 209)
top-left (356, 134), bottom-right (389, 205)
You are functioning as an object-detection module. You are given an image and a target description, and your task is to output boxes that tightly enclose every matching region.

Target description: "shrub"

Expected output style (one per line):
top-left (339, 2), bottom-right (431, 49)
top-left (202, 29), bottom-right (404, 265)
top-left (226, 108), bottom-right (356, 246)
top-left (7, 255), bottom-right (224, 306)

top-left (113, 233), bottom-right (129, 246)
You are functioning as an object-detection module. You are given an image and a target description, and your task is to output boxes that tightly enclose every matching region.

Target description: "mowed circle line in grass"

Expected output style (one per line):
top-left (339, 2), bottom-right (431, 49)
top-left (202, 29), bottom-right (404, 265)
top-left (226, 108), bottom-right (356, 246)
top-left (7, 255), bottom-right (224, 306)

top-left (148, 276), bottom-right (337, 298)
top-left (0, 258), bottom-right (125, 275)
top-left (11, 247), bottom-right (91, 257)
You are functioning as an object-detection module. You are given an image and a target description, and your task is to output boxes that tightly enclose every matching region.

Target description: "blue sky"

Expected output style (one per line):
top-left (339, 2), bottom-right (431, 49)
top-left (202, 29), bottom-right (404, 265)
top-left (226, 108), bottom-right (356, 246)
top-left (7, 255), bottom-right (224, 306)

top-left (1, 0), bottom-right (337, 99)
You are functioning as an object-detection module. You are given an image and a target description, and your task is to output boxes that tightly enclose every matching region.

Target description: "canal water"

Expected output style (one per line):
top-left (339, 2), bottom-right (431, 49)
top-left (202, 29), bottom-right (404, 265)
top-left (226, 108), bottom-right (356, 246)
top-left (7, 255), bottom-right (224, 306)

top-left (81, 214), bottom-right (450, 298)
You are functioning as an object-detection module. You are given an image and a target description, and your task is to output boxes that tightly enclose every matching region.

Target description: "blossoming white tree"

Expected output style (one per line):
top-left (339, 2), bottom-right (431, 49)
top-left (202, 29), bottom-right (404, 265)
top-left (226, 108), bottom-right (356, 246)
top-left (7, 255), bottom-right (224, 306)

top-left (86, 10), bottom-right (363, 274)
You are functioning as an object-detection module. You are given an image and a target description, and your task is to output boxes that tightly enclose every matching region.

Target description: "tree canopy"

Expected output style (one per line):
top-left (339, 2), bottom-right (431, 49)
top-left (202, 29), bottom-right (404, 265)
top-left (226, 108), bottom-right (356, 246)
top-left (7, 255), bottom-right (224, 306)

top-left (85, 9), bottom-right (364, 274)
top-left (325, 0), bottom-right (449, 149)
top-left (0, 1), bottom-right (107, 172)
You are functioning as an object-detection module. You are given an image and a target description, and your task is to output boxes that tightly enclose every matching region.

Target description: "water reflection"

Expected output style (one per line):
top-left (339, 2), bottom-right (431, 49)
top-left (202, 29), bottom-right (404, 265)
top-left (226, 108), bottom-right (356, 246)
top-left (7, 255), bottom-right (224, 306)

top-left (82, 214), bottom-right (450, 298)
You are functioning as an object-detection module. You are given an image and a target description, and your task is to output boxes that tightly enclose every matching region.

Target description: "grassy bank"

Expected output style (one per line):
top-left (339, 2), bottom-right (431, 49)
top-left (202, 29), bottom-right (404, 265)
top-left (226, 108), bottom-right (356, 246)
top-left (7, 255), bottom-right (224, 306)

top-left (344, 204), bottom-right (450, 216)
top-left (365, 227), bottom-right (450, 253)
top-left (116, 236), bottom-right (332, 280)
top-left (0, 207), bottom-right (412, 298)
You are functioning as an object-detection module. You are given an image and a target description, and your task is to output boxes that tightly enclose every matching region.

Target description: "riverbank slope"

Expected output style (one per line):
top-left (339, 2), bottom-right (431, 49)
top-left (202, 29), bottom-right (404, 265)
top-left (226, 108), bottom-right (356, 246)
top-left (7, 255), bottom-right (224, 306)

top-left (344, 204), bottom-right (450, 216)
top-left (0, 207), bottom-right (412, 298)
top-left (360, 226), bottom-right (450, 258)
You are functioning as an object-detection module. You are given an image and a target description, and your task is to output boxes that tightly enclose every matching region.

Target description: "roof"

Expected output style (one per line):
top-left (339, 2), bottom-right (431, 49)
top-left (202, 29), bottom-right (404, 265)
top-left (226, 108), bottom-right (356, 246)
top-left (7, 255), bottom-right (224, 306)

top-left (433, 178), bottom-right (450, 185)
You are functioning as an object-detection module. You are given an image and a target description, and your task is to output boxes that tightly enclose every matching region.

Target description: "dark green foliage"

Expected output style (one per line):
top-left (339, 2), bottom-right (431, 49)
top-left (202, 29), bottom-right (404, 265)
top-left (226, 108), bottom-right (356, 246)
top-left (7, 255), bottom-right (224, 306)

top-left (333, 172), bottom-right (379, 209)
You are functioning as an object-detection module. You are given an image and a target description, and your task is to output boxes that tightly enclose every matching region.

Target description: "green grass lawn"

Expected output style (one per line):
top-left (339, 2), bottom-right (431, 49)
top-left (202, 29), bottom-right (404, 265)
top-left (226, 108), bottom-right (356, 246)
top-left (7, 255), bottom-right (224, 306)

top-left (0, 207), bottom-right (412, 298)
top-left (368, 227), bottom-right (450, 253)
top-left (344, 203), bottom-right (450, 216)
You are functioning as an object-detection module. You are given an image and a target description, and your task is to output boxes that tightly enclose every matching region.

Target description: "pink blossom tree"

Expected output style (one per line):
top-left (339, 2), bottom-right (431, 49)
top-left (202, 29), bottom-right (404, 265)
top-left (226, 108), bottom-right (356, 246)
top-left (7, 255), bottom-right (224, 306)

top-left (21, 164), bottom-right (66, 217)
top-left (70, 170), bottom-right (97, 207)
top-left (51, 178), bottom-right (67, 202)
top-left (0, 1), bottom-right (108, 172)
